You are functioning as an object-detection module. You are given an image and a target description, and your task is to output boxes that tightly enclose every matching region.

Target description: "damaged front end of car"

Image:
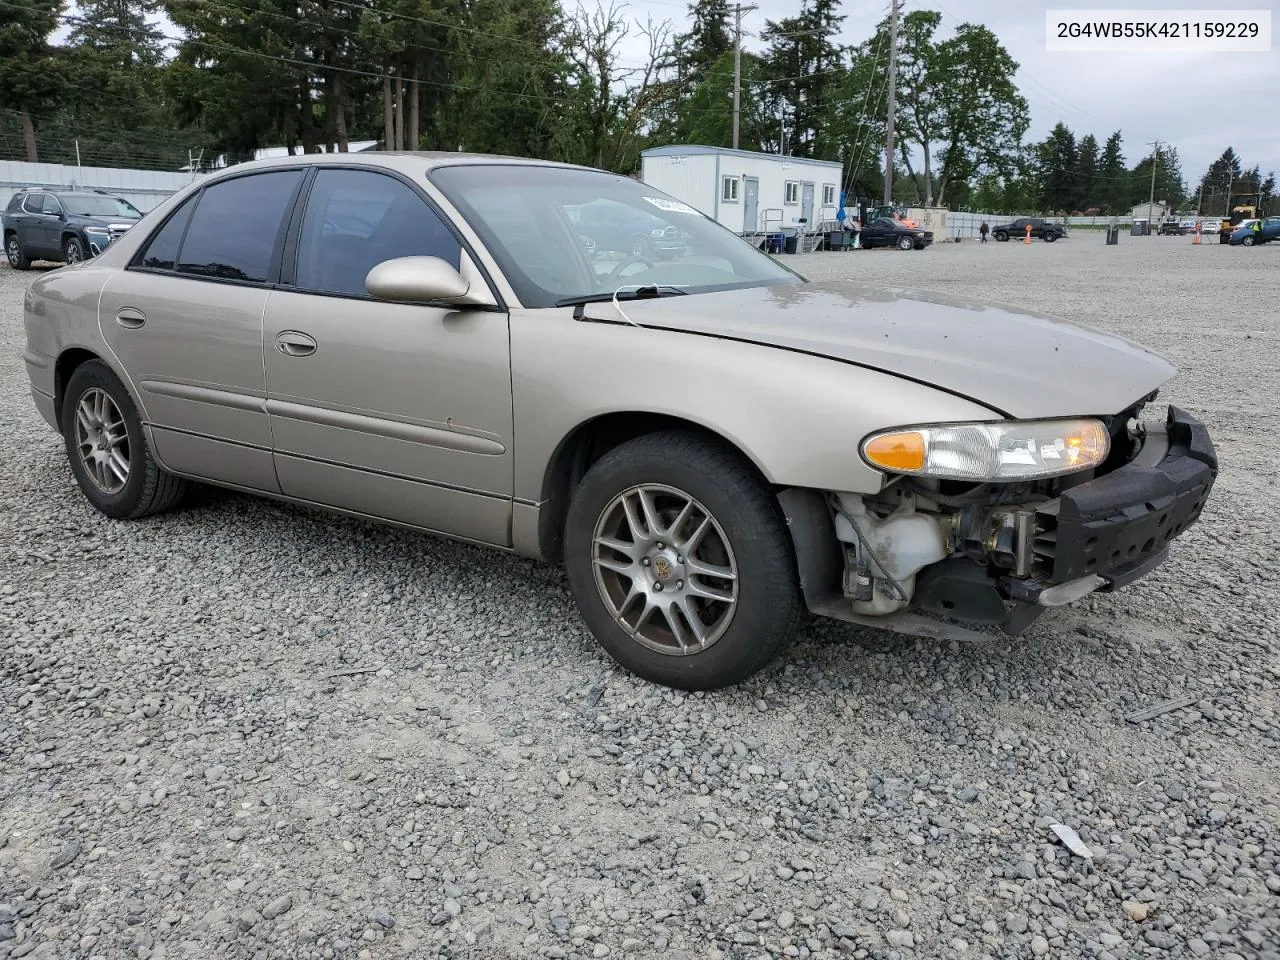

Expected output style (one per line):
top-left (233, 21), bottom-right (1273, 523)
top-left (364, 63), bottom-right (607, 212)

top-left (783, 401), bottom-right (1218, 642)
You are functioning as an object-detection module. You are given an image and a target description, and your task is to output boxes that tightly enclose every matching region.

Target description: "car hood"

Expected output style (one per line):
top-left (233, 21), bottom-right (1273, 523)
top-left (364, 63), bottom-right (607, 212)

top-left (75, 215), bottom-right (138, 228)
top-left (613, 280), bottom-right (1176, 419)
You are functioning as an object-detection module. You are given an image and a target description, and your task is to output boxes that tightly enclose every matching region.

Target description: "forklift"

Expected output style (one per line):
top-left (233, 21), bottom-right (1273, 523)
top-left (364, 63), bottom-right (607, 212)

top-left (1219, 192), bottom-right (1260, 244)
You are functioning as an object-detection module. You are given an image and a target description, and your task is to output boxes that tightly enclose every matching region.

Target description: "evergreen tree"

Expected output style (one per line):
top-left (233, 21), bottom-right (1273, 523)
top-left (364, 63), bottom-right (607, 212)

top-left (1196, 147), bottom-right (1242, 214)
top-left (1097, 130), bottom-right (1126, 213)
top-left (1036, 122), bottom-right (1076, 212)
top-left (1074, 133), bottom-right (1098, 210)
top-left (761, 0), bottom-right (846, 160)
top-left (0, 0), bottom-right (65, 162)
top-left (676, 0), bottom-right (732, 87)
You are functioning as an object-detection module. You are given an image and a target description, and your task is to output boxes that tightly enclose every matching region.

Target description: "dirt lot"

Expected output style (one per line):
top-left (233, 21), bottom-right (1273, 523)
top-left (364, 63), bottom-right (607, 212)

top-left (2, 235), bottom-right (1278, 960)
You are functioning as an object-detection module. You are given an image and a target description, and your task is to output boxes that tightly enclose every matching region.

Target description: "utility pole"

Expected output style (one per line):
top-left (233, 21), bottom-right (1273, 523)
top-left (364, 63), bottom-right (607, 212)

top-left (732, 3), bottom-right (758, 151)
top-left (1146, 139), bottom-right (1160, 229)
top-left (883, 0), bottom-right (899, 207)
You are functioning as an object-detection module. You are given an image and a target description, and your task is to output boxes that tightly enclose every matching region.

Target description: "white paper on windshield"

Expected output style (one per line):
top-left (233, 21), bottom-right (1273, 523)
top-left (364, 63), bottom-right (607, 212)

top-left (644, 197), bottom-right (700, 215)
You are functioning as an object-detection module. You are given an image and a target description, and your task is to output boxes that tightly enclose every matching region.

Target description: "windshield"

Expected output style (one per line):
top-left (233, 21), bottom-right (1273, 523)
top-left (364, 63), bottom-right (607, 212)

top-left (430, 164), bottom-right (802, 308)
top-left (63, 195), bottom-right (142, 218)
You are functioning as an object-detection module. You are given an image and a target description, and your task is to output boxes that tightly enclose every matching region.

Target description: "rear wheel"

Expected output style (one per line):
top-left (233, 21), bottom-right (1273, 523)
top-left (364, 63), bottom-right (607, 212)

top-left (1242, 235), bottom-right (1256, 246)
top-left (564, 431), bottom-right (802, 690)
top-left (61, 360), bottom-right (189, 519)
top-left (5, 233), bottom-right (30, 269)
top-left (994, 230), bottom-right (1009, 242)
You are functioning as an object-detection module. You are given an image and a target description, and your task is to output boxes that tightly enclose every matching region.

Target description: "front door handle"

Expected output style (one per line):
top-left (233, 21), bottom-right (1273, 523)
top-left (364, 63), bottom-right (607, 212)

top-left (115, 307), bottom-right (146, 328)
top-left (275, 331), bottom-right (318, 357)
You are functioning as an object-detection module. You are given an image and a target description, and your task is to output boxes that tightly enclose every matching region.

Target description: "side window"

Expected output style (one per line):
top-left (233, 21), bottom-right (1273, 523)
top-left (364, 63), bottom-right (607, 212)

top-left (41, 195), bottom-right (63, 216)
top-left (177, 171), bottom-right (303, 283)
top-left (22, 195), bottom-right (44, 214)
top-left (294, 169), bottom-right (461, 299)
top-left (136, 193), bottom-right (198, 271)
top-left (6, 194), bottom-right (24, 213)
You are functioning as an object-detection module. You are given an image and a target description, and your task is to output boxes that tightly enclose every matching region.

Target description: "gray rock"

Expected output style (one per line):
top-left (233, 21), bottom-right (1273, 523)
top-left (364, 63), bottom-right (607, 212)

top-left (262, 895), bottom-right (292, 920)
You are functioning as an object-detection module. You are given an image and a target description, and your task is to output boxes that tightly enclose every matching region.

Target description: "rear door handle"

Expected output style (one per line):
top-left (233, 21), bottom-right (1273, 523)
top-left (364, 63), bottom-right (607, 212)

top-left (115, 307), bottom-right (146, 328)
top-left (275, 331), bottom-right (318, 357)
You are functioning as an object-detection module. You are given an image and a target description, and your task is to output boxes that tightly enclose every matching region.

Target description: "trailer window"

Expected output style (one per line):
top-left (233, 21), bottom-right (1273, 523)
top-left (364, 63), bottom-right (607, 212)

top-left (784, 181), bottom-right (799, 205)
top-left (721, 177), bottom-right (739, 202)
top-left (822, 184), bottom-right (836, 206)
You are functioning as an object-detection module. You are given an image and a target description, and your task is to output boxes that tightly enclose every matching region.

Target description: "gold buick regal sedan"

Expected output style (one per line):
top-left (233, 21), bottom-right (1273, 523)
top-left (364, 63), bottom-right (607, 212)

top-left (20, 153), bottom-right (1217, 690)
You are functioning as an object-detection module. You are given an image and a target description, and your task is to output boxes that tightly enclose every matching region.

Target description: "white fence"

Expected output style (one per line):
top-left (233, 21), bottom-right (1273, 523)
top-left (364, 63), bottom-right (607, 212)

top-left (0, 160), bottom-right (204, 213)
top-left (943, 211), bottom-right (1133, 240)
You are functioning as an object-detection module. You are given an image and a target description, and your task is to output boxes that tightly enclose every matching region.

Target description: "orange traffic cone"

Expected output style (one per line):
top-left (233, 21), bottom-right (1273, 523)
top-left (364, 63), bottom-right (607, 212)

top-left (1024, 223), bottom-right (1033, 244)
top-left (1193, 223), bottom-right (1202, 245)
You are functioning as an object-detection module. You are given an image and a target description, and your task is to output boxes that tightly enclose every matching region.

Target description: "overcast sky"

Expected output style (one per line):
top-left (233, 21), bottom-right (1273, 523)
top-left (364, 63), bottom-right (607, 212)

top-left (615, 0), bottom-right (1280, 182)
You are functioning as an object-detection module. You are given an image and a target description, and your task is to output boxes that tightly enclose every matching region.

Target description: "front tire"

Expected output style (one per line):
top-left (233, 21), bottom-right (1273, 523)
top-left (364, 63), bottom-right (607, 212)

top-left (564, 431), bottom-right (802, 690)
top-left (897, 236), bottom-right (914, 251)
top-left (62, 360), bottom-right (189, 519)
top-left (64, 236), bottom-right (85, 264)
top-left (1043, 232), bottom-right (1057, 243)
top-left (5, 233), bottom-right (30, 269)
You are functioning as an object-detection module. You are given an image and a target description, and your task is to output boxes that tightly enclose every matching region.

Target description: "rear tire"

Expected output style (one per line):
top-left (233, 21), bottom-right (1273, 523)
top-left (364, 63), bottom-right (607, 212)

top-left (1242, 235), bottom-right (1256, 246)
top-left (62, 360), bottom-right (189, 519)
top-left (5, 233), bottom-right (30, 270)
top-left (994, 230), bottom-right (1009, 242)
top-left (564, 430), bottom-right (802, 690)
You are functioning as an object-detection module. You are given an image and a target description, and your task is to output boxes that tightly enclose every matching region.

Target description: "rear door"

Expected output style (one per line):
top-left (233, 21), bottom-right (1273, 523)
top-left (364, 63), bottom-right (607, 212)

top-left (261, 166), bottom-right (514, 544)
top-left (99, 169), bottom-right (306, 492)
top-left (22, 195), bottom-right (60, 257)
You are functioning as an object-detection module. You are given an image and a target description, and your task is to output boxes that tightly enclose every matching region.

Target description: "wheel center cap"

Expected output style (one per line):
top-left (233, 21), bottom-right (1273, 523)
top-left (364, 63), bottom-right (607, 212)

top-left (652, 556), bottom-right (674, 582)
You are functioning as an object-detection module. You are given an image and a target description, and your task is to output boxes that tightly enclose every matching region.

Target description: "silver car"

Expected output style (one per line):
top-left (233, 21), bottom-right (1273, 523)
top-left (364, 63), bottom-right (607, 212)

top-left (21, 153), bottom-right (1218, 690)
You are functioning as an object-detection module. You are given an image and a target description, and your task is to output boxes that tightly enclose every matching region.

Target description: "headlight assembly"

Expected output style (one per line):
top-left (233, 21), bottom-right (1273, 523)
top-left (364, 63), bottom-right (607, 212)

top-left (861, 418), bottom-right (1110, 481)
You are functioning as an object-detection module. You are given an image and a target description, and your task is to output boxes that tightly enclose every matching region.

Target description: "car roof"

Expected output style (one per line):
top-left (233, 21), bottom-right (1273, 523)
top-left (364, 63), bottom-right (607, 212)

top-left (201, 150), bottom-right (596, 177)
top-left (20, 188), bottom-right (125, 199)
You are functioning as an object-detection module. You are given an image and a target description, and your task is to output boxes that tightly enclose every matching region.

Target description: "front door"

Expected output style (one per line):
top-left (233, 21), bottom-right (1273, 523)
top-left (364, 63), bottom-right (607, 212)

top-left (801, 182), bottom-right (815, 228)
top-left (743, 177), bottom-right (759, 232)
top-left (99, 169), bottom-right (306, 493)
top-left (261, 167), bottom-right (514, 546)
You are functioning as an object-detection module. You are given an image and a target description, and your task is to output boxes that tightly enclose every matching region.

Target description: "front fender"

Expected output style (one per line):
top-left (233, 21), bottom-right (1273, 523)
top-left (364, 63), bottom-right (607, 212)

top-left (510, 308), bottom-right (1000, 501)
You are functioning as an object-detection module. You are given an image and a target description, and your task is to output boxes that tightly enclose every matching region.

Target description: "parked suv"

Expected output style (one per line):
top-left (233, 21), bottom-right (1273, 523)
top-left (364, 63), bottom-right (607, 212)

top-left (4, 188), bottom-right (142, 269)
top-left (573, 199), bottom-right (688, 259)
top-left (990, 218), bottom-right (1067, 243)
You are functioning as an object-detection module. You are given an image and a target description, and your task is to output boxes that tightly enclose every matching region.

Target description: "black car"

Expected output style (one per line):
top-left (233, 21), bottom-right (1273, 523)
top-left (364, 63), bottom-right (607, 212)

top-left (990, 217), bottom-right (1067, 242)
top-left (859, 217), bottom-right (933, 250)
top-left (3, 189), bottom-right (143, 269)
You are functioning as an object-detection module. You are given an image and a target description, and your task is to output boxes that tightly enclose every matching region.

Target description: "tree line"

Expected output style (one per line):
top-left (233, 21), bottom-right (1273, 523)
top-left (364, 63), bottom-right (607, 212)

top-left (0, 0), bottom-right (1272, 216)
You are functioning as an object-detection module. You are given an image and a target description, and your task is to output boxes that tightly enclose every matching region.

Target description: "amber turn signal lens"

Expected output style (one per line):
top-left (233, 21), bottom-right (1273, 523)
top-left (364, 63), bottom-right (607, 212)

top-left (862, 432), bottom-right (926, 472)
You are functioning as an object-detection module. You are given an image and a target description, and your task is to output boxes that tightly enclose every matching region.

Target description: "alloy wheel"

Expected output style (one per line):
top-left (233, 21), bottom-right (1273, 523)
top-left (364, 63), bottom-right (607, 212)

top-left (65, 240), bottom-right (82, 264)
top-left (5, 237), bottom-right (19, 266)
top-left (73, 387), bottom-right (130, 494)
top-left (591, 483), bottom-right (739, 656)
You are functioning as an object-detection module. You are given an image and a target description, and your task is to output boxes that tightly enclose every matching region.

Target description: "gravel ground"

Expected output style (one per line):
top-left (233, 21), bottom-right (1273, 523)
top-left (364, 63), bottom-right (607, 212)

top-left (2, 235), bottom-right (1278, 960)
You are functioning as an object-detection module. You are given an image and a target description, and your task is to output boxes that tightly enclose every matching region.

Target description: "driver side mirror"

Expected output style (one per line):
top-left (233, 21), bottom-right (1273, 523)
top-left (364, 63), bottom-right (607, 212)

top-left (365, 256), bottom-right (472, 304)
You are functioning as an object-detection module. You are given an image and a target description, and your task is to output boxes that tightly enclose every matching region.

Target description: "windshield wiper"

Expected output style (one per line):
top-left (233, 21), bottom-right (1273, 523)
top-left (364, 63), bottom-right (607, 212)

top-left (556, 285), bottom-right (688, 308)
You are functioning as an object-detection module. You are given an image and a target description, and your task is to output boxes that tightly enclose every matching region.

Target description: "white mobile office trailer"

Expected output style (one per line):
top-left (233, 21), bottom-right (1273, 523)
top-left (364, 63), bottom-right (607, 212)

top-left (640, 145), bottom-right (844, 235)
